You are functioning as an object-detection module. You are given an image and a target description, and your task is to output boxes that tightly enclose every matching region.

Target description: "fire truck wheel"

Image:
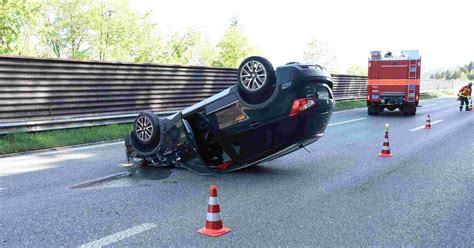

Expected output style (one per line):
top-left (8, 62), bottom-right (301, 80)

top-left (368, 106), bottom-right (380, 115)
top-left (401, 106), bottom-right (416, 116)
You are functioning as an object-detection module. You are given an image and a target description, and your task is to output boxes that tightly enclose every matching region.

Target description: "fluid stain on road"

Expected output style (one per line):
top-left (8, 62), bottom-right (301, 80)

top-left (69, 165), bottom-right (173, 189)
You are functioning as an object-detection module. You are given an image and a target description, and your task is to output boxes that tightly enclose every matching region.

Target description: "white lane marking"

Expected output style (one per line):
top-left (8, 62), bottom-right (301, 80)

top-left (328, 118), bottom-right (367, 127)
top-left (409, 120), bottom-right (444, 132)
top-left (79, 223), bottom-right (157, 248)
top-left (421, 104), bottom-right (437, 108)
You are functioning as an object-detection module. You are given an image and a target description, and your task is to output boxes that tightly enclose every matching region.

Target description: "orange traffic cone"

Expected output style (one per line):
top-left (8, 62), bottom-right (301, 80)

top-left (379, 123), bottom-right (393, 157)
top-left (425, 115), bottom-right (432, 129)
top-left (198, 185), bottom-right (231, 237)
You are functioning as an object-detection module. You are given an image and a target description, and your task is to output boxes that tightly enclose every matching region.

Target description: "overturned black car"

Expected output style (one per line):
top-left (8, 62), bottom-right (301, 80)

top-left (125, 56), bottom-right (335, 174)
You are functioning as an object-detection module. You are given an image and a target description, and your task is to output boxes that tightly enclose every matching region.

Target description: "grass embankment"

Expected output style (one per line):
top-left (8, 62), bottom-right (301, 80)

top-left (419, 90), bottom-right (454, 100)
top-left (335, 90), bottom-right (454, 112)
top-left (0, 124), bottom-right (131, 155)
top-left (0, 91), bottom-right (454, 155)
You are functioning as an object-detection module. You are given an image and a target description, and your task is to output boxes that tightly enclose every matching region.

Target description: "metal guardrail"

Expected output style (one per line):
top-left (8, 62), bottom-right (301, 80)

top-left (0, 55), bottom-right (417, 134)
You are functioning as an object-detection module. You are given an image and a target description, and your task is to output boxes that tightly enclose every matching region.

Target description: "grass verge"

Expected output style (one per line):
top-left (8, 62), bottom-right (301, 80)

top-left (0, 91), bottom-right (454, 155)
top-left (0, 124), bottom-right (132, 155)
top-left (335, 99), bottom-right (367, 111)
top-left (419, 90), bottom-right (454, 100)
top-left (335, 90), bottom-right (454, 112)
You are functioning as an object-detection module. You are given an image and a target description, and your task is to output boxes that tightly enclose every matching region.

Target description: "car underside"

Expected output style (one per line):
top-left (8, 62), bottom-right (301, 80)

top-left (125, 56), bottom-right (335, 174)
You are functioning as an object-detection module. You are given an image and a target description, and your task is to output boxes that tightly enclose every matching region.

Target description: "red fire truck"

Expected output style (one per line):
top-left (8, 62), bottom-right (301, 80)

top-left (367, 50), bottom-right (421, 115)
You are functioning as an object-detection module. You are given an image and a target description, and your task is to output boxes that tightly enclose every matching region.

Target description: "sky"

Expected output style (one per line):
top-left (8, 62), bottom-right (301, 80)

top-left (130, 0), bottom-right (473, 73)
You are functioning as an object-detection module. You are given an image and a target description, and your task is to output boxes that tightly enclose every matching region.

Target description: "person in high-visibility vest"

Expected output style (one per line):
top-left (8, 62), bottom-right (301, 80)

top-left (458, 82), bottom-right (472, 111)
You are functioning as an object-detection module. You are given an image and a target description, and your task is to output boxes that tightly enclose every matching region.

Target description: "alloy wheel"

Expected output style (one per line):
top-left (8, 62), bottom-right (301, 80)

top-left (240, 60), bottom-right (267, 91)
top-left (135, 116), bottom-right (153, 142)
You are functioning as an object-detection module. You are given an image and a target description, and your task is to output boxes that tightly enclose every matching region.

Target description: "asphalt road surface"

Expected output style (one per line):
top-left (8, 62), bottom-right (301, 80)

top-left (1, 97), bottom-right (473, 247)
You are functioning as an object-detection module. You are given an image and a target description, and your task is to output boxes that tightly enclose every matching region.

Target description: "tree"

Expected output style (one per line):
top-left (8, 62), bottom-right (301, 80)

top-left (38, 0), bottom-right (94, 59)
top-left (445, 70), bottom-right (452, 80)
top-left (302, 38), bottom-right (338, 72)
top-left (0, 0), bottom-right (39, 54)
top-left (195, 37), bottom-right (218, 66)
top-left (161, 28), bottom-right (202, 65)
top-left (212, 17), bottom-right (257, 68)
top-left (0, 2), bottom-right (259, 66)
top-left (35, 0), bottom-right (161, 62)
top-left (346, 65), bottom-right (367, 76)
top-left (467, 72), bottom-right (474, 80)
top-left (89, 0), bottom-right (161, 62)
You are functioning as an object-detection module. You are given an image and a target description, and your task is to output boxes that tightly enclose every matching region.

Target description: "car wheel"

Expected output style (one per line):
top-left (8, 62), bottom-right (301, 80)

top-left (237, 56), bottom-right (276, 103)
top-left (130, 112), bottom-right (161, 156)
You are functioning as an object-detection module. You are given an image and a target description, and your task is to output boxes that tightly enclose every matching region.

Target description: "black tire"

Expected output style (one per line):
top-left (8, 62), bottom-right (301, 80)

top-left (367, 107), bottom-right (374, 115)
top-left (401, 107), bottom-right (409, 116)
top-left (368, 106), bottom-right (380, 115)
top-left (401, 106), bottom-right (416, 116)
top-left (130, 112), bottom-right (161, 156)
top-left (237, 56), bottom-right (276, 103)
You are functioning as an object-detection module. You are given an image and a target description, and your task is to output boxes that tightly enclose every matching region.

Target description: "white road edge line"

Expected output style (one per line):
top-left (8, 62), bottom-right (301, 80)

top-left (328, 117), bottom-right (367, 127)
top-left (409, 120), bottom-right (444, 132)
top-left (78, 223), bottom-right (157, 248)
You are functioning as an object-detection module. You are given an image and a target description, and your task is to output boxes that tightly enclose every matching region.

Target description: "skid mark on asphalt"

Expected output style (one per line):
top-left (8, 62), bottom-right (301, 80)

top-left (409, 120), bottom-right (444, 132)
top-left (79, 223), bottom-right (157, 248)
top-left (69, 166), bottom-right (173, 189)
top-left (69, 172), bottom-right (131, 189)
top-left (328, 118), bottom-right (367, 127)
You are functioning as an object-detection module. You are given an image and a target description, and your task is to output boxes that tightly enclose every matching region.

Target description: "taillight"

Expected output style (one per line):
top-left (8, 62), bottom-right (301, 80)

top-left (289, 98), bottom-right (317, 116)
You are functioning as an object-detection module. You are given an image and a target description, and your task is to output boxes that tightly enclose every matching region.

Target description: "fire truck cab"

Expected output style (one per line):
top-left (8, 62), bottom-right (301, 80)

top-left (367, 50), bottom-right (421, 115)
